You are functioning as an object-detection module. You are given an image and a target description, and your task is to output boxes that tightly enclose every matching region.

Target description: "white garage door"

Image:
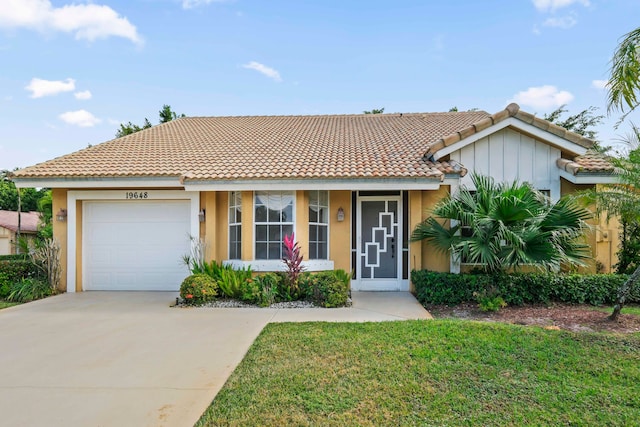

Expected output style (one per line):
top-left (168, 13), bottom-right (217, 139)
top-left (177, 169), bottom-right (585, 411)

top-left (84, 200), bottom-right (191, 291)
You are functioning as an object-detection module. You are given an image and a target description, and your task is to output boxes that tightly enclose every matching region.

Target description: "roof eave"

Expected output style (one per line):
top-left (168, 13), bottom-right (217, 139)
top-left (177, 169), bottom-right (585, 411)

top-left (559, 169), bottom-right (620, 184)
top-left (183, 177), bottom-right (446, 191)
top-left (11, 176), bottom-right (184, 189)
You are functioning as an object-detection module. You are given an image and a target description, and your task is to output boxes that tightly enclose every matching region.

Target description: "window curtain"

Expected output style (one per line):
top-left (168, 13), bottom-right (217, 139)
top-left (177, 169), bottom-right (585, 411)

top-left (256, 191), bottom-right (294, 211)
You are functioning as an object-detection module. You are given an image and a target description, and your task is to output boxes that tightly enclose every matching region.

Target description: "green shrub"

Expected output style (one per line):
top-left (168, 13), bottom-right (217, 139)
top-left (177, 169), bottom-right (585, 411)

top-left (239, 278), bottom-right (261, 304)
top-left (0, 272), bottom-right (11, 299)
top-left (304, 271), bottom-right (350, 308)
top-left (217, 266), bottom-right (252, 299)
top-left (0, 260), bottom-right (41, 283)
top-left (0, 254), bottom-right (28, 261)
top-left (7, 278), bottom-right (51, 303)
top-left (180, 274), bottom-right (218, 305)
top-left (477, 295), bottom-right (507, 312)
top-left (255, 273), bottom-right (282, 307)
top-left (275, 271), bottom-right (304, 301)
top-left (412, 270), bottom-right (635, 306)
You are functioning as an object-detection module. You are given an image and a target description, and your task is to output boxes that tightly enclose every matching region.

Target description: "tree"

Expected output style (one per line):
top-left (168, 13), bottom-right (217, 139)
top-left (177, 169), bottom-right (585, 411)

top-left (601, 26), bottom-right (640, 320)
top-left (410, 173), bottom-right (592, 275)
top-left (115, 104), bottom-right (185, 138)
top-left (607, 27), bottom-right (640, 122)
top-left (159, 104), bottom-right (185, 123)
top-left (0, 170), bottom-right (44, 211)
top-left (543, 105), bottom-right (604, 141)
top-left (585, 132), bottom-right (640, 319)
top-left (115, 119), bottom-right (152, 138)
top-left (363, 108), bottom-right (384, 114)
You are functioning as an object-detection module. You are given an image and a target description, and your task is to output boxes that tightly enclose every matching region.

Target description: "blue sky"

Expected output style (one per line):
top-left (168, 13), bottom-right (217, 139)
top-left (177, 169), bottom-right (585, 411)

top-left (1, 0), bottom-right (639, 170)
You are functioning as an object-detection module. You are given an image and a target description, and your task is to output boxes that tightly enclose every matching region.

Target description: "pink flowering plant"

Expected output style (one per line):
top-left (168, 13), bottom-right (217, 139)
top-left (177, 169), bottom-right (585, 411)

top-left (282, 233), bottom-right (305, 297)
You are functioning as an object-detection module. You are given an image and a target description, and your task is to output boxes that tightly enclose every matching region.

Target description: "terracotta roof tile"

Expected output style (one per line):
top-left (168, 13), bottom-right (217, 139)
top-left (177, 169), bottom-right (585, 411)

top-left (556, 153), bottom-right (616, 175)
top-left (13, 111), bottom-right (490, 182)
top-left (423, 103), bottom-right (596, 157)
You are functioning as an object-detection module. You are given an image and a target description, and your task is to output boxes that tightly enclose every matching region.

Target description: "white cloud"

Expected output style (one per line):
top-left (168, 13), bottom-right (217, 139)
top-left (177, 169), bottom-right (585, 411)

top-left (510, 85), bottom-right (574, 110)
top-left (0, 0), bottom-right (143, 45)
top-left (532, 0), bottom-right (589, 12)
top-left (182, 0), bottom-right (227, 9)
top-left (543, 15), bottom-right (576, 29)
top-left (74, 90), bottom-right (92, 100)
top-left (242, 61), bottom-right (282, 82)
top-left (25, 77), bottom-right (75, 98)
top-left (591, 79), bottom-right (608, 90)
top-left (59, 109), bottom-right (101, 127)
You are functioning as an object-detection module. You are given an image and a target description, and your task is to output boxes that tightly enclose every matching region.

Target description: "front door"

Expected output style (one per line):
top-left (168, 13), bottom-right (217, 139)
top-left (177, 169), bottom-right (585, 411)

top-left (355, 197), bottom-right (401, 291)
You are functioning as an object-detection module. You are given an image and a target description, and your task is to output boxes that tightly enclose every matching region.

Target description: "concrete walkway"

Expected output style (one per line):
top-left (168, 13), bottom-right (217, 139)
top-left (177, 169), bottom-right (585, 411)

top-left (0, 291), bottom-right (430, 427)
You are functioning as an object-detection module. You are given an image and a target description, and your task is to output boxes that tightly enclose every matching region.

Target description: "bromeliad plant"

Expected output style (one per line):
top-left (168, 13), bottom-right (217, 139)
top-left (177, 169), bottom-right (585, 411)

top-left (283, 233), bottom-right (304, 297)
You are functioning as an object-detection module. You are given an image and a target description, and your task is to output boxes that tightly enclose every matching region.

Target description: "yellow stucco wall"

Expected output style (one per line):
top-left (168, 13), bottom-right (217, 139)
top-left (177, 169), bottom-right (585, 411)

top-left (419, 187), bottom-right (451, 273)
top-left (240, 191), bottom-right (253, 260)
top-left (52, 189), bottom-right (68, 292)
top-left (329, 190), bottom-right (351, 273)
top-left (295, 190), bottom-right (309, 259)
top-left (558, 180), bottom-right (620, 274)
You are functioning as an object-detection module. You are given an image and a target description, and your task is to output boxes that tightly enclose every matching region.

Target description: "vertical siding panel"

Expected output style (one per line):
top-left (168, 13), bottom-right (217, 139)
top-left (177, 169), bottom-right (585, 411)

top-left (534, 141), bottom-right (550, 186)
top-left (474, 136), bottom-right (490, 178)
top-left (459, 145), bottom-right (474, 188)
top-left (503, 129), bottom-right (520, 182)
top-left (488, 130), bottom-right (505, 182)
top-left (518, 134), bottom-right (535, 183)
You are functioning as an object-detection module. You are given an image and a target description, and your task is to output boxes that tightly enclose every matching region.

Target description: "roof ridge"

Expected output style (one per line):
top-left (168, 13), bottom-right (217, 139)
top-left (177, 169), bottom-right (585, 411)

top-left (178, 111), bottom-right (490, 119)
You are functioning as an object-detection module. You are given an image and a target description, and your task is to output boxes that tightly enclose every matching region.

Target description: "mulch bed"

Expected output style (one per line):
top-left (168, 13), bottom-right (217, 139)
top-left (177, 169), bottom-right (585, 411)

top-left (427, 303), bottom-right (640, 334)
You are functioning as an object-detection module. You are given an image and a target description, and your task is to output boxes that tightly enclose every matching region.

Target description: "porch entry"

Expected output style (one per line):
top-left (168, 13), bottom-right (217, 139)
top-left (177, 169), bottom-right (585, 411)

top-left (353, 192), bottom-right (407, 291)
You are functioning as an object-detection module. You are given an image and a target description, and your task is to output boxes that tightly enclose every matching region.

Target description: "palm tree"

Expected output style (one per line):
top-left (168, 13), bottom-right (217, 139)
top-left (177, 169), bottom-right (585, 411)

top-left (608, 27), bottom-right (640, 122)
top-left (411, 174), bottom-right (592, 274)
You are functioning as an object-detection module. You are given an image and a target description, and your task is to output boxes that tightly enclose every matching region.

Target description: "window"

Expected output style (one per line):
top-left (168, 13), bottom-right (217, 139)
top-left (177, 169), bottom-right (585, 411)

top-left (229, 191), bottom-right (242, 259)
top-left (255, 191), bottom-right (294, 260)
top-left (308, 190), bottom-right (328, 259)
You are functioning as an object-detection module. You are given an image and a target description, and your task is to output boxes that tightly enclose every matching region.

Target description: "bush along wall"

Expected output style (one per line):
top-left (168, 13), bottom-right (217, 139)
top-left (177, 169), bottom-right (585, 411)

top-left (411, 270), bottom-right (637, 307)
top-left (0, 260), bottom-right (42, 299)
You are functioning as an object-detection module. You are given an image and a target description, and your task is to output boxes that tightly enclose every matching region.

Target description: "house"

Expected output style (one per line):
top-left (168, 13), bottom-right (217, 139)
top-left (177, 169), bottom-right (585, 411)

top-left (0, 210), bottom-right (40, 255)
top-left (10, 103), bottom-right (617, 293)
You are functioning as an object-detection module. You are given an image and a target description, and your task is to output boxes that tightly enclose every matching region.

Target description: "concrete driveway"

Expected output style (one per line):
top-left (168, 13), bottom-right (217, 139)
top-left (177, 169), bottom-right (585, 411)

top-left (0, 291), bottom-right (429, 427)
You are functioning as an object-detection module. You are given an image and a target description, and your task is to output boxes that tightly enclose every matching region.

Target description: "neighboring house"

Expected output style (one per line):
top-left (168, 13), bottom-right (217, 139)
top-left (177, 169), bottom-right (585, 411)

top-left (10, 103), bottom-right (617, 293)
top-left (0, 210), bottom-right (40, 255)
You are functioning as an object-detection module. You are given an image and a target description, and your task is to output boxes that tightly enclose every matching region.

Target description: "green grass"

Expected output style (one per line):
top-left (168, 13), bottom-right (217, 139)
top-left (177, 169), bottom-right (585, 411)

top-left (196, 320), bottom-right (640, 426)
top-left (591, 304), bottom-right (640, 316)
top-left (0, 301), bottom-right (19, 310)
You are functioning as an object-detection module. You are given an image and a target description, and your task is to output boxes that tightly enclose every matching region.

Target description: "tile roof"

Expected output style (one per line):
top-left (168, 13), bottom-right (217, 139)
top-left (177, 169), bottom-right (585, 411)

top-left (13, 111), bottom-right (491, 182)
top-left (12, 104), bottom-right (599, 184)
top-left (0, 211), bottom-right (40, 233)
top-left (557, 153), bottom-right (616, 175)
top-left (423, 103), bottom-right (596, 157)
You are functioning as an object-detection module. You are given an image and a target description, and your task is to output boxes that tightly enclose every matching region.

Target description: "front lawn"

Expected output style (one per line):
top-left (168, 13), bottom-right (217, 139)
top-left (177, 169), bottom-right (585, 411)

top-left (592, 304), bottom-right (640, 317)
top-left (0, 301), bottom-right (19, 310)
top-left (196, 320), bottom-right (640, 426)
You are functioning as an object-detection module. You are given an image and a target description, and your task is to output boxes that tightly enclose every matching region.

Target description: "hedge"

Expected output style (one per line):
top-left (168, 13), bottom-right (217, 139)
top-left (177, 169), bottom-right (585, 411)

top-left (411, 270), bottom-right (639, 306)
top-left (0, 260), bottom-right (42, 299)
top-left (0, 254), bottom-right (29, 261)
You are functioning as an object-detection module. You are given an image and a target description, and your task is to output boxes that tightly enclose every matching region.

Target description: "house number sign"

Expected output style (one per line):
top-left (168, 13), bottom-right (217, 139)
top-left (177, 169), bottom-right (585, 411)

top-left (125, 191), bottom-right (149, 199)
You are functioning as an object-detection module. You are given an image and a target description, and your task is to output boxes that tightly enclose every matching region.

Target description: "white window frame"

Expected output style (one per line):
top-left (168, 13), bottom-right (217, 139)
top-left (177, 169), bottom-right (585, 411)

top-left (253, 190), bottom-right (295, 261)
top-left (228, 191), bottom-right (242, 260)
top-left (308, 190), bottom-right (330, 260)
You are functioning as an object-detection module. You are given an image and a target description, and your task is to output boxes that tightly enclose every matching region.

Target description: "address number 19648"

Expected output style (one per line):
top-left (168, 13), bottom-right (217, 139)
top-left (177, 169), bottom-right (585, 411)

top-left (125, 191), bottom-right (149, 199)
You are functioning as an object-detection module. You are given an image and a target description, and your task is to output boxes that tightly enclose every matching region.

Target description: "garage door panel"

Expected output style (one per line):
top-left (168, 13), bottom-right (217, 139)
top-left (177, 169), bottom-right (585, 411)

top-left (84, 200), bottom-right (191, 291)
